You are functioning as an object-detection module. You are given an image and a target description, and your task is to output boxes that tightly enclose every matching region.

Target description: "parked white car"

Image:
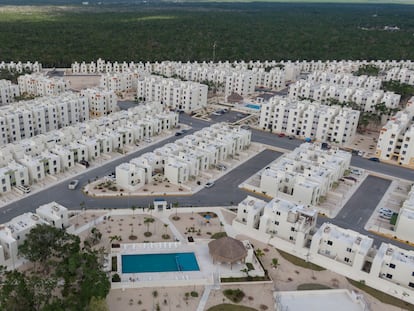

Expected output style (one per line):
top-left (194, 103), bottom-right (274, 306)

top-left (68, 180), bottom-right (79, 190)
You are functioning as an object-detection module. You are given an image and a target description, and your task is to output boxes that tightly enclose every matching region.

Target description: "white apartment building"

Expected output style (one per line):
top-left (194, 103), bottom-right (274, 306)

top-left (0, 61), bottom-right (42, 73)
top-left (17, 74), bottom-right (69, 97)
top-left (375, 106), bottom-right (414, 167)
top-left (394, 185), bottom-right (414, 243)
top-left (116, 123), bottom-right (251, 189)
top-left (289, 78), bottom-right (400, 112)
top-left (370, 243), bottom-right (414, 291)
top-left (0, 79), bottom-right (20, 105)
top-left (260, 97), bottom-right (359, 145)
top-left (259, 143), bottom-right (351, 205)
top-left (80, 88), bottom-right (118, 117)
top-left (0, 92), bottom-right (89, 146)
top-left (36, 201), bottom-right (69, 229)
top-left (310, 222), bottom-right (374, 270)
top-left (137, 75), bottom-right (208, 113)
top-left (0, 161), bottom-right (29, 193)
top-left (0, 213), bottom-right (45, 268)
top-left (18, 155), bottom-right (46, 183)
top-left (259, 198), bottom-right (317, 248)
top-left (100, 71), bottom-right (144, 92)
top-left (115, 162), bottom-right (146, 191)
top-left (236, 195), bottom-right (268, 229)
top-left (385, 67), bottom-right (414, 85)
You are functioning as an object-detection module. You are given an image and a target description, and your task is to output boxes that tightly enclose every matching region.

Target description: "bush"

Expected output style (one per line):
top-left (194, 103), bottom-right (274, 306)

top-left (223, 289), bottom-right (245, 303)
top-left (211, 232), bottom-right (227, 239)
top-left (162, 234), bottom-right (170, 240)
top-left (190, 291), bottom-right (199, 298)
top-left (112, 273), bottom-right (121, 282)
top-left (144, 232), bottom-right (152, 237)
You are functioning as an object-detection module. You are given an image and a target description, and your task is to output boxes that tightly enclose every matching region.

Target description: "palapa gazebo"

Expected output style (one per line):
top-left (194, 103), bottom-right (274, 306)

top-left (226, 92), bottom-right (243, 104)
top-left (208, 236), bottom-right (247, 268)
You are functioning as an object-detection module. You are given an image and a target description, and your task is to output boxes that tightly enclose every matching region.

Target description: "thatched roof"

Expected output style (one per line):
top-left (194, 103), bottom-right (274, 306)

top-left (208, 236), bottom-right (247, 264)
top-left (227, 92), bottom-right (243, 103)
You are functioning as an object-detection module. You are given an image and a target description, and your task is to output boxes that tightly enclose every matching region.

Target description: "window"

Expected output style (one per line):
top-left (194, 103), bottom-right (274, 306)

top-left (386, 273), bottom-right (393, 279)
top-left (346, 247), bottom-right (352, 252)
top-left (409, 282), bottom-right (414, 288)
top-left (344, 257), bottom-right (350, 263)
top-left (274, 221), bottom-right (279, 226)
top-left (276, 211), bottom-right (281, 216)
top-left (389, 263), bottom-right (396, 269)
top-left (327, 240), bottom-right (333, 246)
top-left (291, 227), bottom-right (295, 232)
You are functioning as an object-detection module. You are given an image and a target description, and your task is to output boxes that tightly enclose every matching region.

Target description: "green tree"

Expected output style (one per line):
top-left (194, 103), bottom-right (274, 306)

top-left (18, 224), bottom-right (79, 271)
top-left (88, 296), bottom-right (109, 311)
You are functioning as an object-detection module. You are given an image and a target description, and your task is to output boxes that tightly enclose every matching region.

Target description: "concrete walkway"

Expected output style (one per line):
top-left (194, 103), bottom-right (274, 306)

top-left (196, 285), bottom-right (213, 311)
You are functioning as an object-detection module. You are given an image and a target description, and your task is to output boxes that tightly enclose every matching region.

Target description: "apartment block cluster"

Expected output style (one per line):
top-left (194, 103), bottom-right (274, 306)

top-left (259, 96), bottom-right (360, 145)
top-left (17, 73), bottom-right (70, 97)
top-left (258, 142), bottom-right (351, 206)
top-left (234, 196), bottom-right (414, 303)
top-left (150, 61), bottom-right (293, 98)
top-left (116, 123), bottom-right (251, 190)
top-left (0, 201), bottom-right (69, 268)
top-left (288, 71), bottom-right (401, 113)
top-left (385, 67), bottom-right (414, 86)
top-left (0, 102), bottom-right (178, 193)
top-left (136, 75), bottom-right (208, 113)
top-left (0, 61), bottom-right (42, 73)
top-left (100, 71), bottom-right (143, 93)
top-left (375, 97), bottom-right (414, 167)
top-left (0, 88), bottom-right (118, 146)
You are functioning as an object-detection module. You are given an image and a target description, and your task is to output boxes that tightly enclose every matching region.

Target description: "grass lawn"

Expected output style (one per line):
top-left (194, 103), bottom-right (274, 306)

top-left (206, 304), bottom-right (258, 311)
top-left (347, 278), bottom-right (414, 310)
top-left (276, 249), bottom-right (326, 271)
top-left (297, 283), bottom-right (332, 291)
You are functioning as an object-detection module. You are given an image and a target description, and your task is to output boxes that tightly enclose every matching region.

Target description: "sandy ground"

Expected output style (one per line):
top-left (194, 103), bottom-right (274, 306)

top-left (81, 209), bottom-right (408, 311)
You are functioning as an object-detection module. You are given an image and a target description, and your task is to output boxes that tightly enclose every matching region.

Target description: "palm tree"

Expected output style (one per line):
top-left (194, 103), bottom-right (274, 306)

top-left (255, 248), bottom-right (265, 263)
top-left (144, 217), bottom-right (155, 236)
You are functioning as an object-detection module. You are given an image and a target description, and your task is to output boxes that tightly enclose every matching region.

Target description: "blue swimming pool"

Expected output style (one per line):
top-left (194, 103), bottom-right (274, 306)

top-left (122, 252), bottom-right (200, 273)
top-left (245, 103), bottom-right (261, 110)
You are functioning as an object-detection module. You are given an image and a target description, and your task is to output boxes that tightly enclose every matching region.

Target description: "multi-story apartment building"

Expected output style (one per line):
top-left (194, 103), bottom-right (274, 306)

top-left (17, 74), bottom-right (69, 97)
top-left (100, 71), bottom-right (144, 93)
top-left (0, 92), bottom-right (89, 146)
top-left (259, 143), bottom-right (351, 205)
top-left (116, 123), bottom-right (251, 190)
top-left (0, 161), bottom-right (29, 193)
top-left (310, 222), bottom-right (374, 270)
top-left (80, 88), bottom-right (117, 118)
top-left (260, 97), bottom-right (359, 145)
top-left (376, 102), bottom-right (414, 167)
top-left (137, 75), bottom-right (208, 113)
top-left (371, 243), bottom-right (414, 291)
top-left (0, 61), bottom-right (42, 73)
top-left (36, 201), bottom-right (69, 229)
top-left (394, 184), bottom-right (414, 243)
top-left (385, 67), bottom-right (414, 86)
top-left (0, 79), bottom-right (20, 105)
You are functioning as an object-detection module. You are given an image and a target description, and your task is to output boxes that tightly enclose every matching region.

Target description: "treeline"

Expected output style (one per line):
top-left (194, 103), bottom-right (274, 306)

top-left (1, 3), bottom-right (414, 67)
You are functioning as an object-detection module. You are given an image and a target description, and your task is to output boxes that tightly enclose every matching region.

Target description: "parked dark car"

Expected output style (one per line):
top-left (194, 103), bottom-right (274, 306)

top-left (368, 157), bottom-right (380, 162)
top-left (79, 159), bottom-right (90, 168)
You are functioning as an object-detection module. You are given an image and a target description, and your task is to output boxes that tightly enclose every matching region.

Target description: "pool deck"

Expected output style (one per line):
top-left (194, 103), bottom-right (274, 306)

top-left (112, 241), bottom-right (255, 289)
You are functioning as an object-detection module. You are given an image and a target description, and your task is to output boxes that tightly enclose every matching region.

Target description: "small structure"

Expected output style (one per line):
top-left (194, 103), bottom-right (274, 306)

top-left (208, 236), bottom-right (247, 268)
top-left (227, 92), bottom-right (243, 104)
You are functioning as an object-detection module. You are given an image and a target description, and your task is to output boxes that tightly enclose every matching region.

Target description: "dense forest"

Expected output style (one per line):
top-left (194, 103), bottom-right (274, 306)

top-left (0, 3), bottom-right (414, 67)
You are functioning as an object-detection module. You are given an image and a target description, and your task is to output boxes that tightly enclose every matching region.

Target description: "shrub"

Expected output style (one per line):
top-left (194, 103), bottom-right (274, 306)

top-left (223, 289), bottom-right (245, 303)
top-left (190, 291), bottom-right (199, 297)
top-left (144, 232), bottom-right (152, 237)
top-left (112, 273), bottom-right (121, 282)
